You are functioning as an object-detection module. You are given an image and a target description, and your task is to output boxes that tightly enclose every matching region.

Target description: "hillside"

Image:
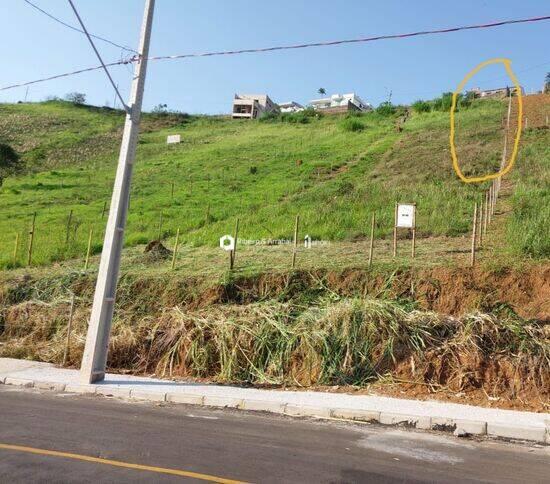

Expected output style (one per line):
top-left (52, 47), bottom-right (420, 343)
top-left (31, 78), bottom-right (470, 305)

top-left (0, 97), bottom-right (548, 270)
top-left (1, 97), bottom-right (549, 410)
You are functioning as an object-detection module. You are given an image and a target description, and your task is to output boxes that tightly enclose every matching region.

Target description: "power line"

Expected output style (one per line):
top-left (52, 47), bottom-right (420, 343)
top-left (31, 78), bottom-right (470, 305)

top-left (22, 0), bottom-right (137, 54)
top-left (0, 60), bottom-right (131, 92)
top-left (2, 14), bottom-right (549, 93)
top-left (67, 0), bottom-right (129, 112)
top-left (146, 15), bottom-right (550, 62)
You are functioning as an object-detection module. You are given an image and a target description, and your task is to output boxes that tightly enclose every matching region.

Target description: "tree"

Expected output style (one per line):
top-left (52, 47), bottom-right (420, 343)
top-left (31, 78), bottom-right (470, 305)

top-left (65, 92), bottom-right (86, 104)
top-left (544, 72), bottom-right (550, 94)
top-left (0, 143), bottom-right (22, 188)
top-left (317, 87), bottom-right (326, 96)
top-left (152, 103), bottom-right (168, 114)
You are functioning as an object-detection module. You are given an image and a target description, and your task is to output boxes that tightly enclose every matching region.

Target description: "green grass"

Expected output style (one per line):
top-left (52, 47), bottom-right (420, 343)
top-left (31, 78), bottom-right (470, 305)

top-left (0, 98), bottom-right (547, 269)
top-left (506, 129), bottom-right (550, 258)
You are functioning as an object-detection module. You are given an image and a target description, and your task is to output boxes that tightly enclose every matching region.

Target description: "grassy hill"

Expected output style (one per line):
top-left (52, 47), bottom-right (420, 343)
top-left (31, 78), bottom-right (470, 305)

top-left (1, 98), bottom-right (548, 409)
top-left (0, 97), bottom-right (548, 270)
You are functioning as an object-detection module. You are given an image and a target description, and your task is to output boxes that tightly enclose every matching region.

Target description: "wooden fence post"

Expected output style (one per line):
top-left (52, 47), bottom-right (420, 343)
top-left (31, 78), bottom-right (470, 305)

top-left (171, 181), bottom-right (175, 201)
top-left (65, 209), bottom-right (73, 245)
top-left (230, 218), bottom-right (240, 270)
top-left (292, 215), bottom-right (300, 269)
top-left (483, 191), bottom-right (489, 236)
top-left (158, 212), bottom-right (163, 240)
top-left (492, 181), bottom-right (497, 215)
top-left (205, 203), bottom-right (210, 225)
top-left (470, 202), bottom-right (478, 267)
top-left (84, 228), bottom-right (93, 270)
top-left (62, 294), bottom-right (75, 366)
top-left (488, 185), bottom-right (493, 224)
top-left (171, 228), bottom-right (180, 270)
top-left (411, 203), bottom-right (417, 258)
top-left (368, 213), bottom-right (375, 268)
top-left (27, 212), bottom-right (36, 267)
top-left (13, 233), bottom-right (19, 266)
top-left (101, 201), bottom-right (107, 219)
top-left (393, 202), bottom-right (398, 258)
top-left (478, 197), bottom-right (484, 247)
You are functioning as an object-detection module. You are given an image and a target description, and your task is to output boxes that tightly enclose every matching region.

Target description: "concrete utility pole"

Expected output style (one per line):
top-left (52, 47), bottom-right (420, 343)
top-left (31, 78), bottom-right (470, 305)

top-left (80, 0), bottom-right (155, 384)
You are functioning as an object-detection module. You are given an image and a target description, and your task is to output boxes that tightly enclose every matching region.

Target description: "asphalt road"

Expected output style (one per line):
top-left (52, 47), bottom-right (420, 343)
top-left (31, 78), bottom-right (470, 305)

top-left (0, 386), bottom-right (548, 483)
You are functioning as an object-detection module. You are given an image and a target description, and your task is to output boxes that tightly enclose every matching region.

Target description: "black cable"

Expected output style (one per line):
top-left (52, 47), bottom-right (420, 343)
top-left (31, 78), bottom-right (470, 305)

top-left (22, 0), bottom-right (137, 54)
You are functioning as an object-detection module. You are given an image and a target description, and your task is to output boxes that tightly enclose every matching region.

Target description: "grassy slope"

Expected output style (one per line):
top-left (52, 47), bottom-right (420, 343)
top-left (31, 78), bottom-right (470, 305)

top-left (0, 99), bottom-right (548, 269)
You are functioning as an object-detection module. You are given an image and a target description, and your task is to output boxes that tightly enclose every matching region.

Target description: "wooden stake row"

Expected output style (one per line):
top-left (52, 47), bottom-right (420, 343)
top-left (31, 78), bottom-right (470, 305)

top-left (471, 174), bottom-right (502, 266)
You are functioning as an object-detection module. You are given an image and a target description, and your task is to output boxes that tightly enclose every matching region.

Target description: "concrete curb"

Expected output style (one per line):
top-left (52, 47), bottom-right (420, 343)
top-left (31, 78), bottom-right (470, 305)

top-left (1, 377), bottom-right (548, 445)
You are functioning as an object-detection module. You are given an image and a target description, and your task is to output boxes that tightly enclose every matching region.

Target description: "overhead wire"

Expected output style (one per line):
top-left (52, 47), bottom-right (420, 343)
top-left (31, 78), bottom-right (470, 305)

top-left (0, 60), bottom-right (131, 92)
top-left (1, 14), bottom-right (549, 93)
top-left (22, 0), bottom-right (137, 54)
top-left (145, 15), bottom-right (550, 62)
top-left (66, 0), bottom-right (130, 112)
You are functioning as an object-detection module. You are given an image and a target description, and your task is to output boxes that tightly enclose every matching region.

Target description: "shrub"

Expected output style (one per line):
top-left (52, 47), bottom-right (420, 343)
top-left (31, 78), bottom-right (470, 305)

top-left (249, 166), bottom-right (258, 175)
top-left (259, 111), bottom-right (280, 122)
top-left (65, 92), bottom-right (86, 105)
top-left (280, 108), bottom-right (319, 124)
top-left (432, 92), bottom-right (453, 112)
top-left (340, 118), bottom-right (365, 132)
top-left (375, 102), bottom-right (395, 116)
top-left (152, 103), bottom-right (168, 114)
top-left (412, 100), bottom-right (431, 113)
top-left (0, 143), bottom-right (22, 188)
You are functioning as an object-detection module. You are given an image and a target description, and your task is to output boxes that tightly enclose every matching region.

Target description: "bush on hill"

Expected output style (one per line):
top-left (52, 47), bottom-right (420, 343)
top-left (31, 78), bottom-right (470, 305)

top-left (0, 143), bottom-right (22, 188)
top-left (340, 118), bottom-right (365, 132)
top-left (412, 100), bottom-right (431, 113)
top-left (375, 101), bottom-right (396, 116)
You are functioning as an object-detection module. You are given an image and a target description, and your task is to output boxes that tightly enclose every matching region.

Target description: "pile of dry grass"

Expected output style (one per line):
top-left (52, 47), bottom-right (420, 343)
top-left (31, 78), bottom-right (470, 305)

top-left (2, 296), bottom-right (547, 405)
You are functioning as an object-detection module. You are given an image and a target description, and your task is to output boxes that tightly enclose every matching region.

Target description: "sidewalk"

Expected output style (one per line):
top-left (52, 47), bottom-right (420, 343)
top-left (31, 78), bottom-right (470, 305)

top-left (1, 358), bottom-right (548, 444)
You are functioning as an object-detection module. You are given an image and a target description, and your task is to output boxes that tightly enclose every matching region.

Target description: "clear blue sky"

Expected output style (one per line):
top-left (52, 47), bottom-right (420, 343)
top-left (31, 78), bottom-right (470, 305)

top-left (1, 0), bottom-right (548, 113)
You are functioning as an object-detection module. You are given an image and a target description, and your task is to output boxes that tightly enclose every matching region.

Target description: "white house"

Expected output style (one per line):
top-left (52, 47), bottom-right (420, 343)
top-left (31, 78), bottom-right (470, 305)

top-left (278, 101), bottom-right (304, 113)
top-left (468, 86), bottom-right (525, 99)
top-left (309, 93), bottom-right (372, 113)
top-left (232, 94), bottom-right (279, 119)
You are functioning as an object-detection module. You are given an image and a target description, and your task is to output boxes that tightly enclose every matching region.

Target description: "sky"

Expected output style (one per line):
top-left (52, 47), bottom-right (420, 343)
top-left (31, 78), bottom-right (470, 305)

top-left (0, 0), bottom-right (548, 113)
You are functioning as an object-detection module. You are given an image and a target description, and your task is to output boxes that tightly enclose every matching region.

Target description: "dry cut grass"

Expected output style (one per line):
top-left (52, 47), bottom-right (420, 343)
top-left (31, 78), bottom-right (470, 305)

top-left (2, 296), bottom-right (548, 407)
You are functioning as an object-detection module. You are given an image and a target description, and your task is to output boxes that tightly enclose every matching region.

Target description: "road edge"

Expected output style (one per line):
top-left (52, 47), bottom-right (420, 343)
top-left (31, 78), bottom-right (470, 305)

top-left (1, 375), bottom-right (548, 445)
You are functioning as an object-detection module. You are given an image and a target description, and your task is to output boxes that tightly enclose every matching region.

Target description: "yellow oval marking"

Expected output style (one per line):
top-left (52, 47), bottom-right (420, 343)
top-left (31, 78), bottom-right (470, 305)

top-left (450, 58), bottom-right (523, 183)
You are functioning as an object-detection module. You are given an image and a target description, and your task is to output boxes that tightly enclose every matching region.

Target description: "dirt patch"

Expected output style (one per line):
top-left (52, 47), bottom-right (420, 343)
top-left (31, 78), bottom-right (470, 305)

top-left (143, 240), bottom-right (172, 262)
top-left (509, 93), bottom-right (549, 130)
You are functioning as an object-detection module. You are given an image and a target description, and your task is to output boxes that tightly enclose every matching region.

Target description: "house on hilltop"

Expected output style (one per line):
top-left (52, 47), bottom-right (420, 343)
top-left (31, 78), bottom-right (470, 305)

top-left (469, 86), bottom-right (525, 99)
top-left (278, 101), bottom-right (304, 113)
top-left (309, 93), bottom-right (372, 114)
top-left (232, 94), bottom-right (279, 119)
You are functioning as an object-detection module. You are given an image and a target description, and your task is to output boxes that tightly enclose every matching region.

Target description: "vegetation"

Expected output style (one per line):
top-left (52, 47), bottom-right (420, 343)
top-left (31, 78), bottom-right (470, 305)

top-left (339, 117), bottom-right (365, 132)
top-left (375, 101), bottom-right (396, 116)
top-left (0, 96), bottom-right (547, 270)
top-left (412, 91), bottom-right (476, 114)
top-left (411, 100), bottom-right (431, 113)
top-left (0, 143), bottom-right (22, 187)
top-left (2, 289), bottom-right (547, 406)
top-left (65, 92), bottom-right (86, 105)
top-left (1, 94), bottom-right (548, 408)
top-left (506, 131), bottom-right (550, 258)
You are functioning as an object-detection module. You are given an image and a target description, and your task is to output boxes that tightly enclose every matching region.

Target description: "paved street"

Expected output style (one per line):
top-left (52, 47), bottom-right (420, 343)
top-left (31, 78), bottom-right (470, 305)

top-left (0, 386), bottom-right (548, 483)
